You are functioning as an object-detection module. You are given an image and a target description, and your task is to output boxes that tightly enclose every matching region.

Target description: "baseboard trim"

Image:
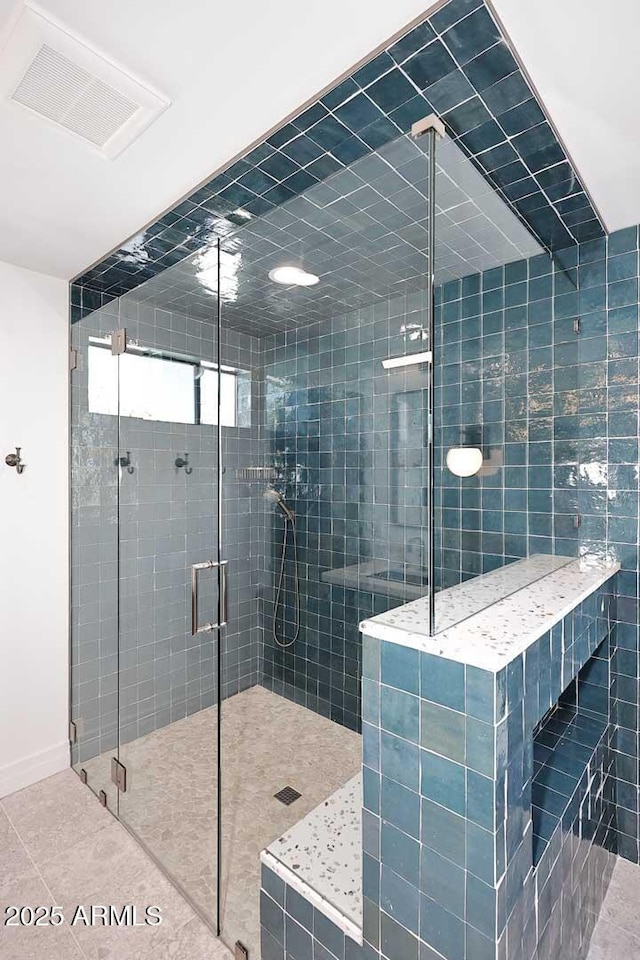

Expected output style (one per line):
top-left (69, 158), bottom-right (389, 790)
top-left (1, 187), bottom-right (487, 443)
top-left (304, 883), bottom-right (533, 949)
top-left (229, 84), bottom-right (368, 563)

top-left (0, 741), bottom-right (69, 798)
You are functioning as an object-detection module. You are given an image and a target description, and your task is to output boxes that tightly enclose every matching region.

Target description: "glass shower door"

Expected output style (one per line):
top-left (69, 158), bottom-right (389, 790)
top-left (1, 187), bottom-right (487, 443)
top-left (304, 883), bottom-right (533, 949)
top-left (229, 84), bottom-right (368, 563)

top-left (214, 127), bottom-right (438, 956)
top-left (113, 241), bottom-right (224, 931)
top-left (70, 303), bottom-right (120, 803)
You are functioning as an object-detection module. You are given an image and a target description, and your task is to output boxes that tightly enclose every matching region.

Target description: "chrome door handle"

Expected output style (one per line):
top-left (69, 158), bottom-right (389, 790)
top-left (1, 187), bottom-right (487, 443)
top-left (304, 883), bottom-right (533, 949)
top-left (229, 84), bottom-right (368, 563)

top-left (191, 560), bottom-right (228, 635)
top-left (192, 561), bottom-right (215, 635)
top-left (220, 560), bottom-right (228, 627)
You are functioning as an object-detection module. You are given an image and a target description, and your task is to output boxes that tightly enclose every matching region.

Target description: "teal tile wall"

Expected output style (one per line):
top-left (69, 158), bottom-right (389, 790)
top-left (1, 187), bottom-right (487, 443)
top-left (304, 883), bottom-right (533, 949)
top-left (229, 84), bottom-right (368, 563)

top-left (434, 251), bottom-right (579, 587)
top-left (261, 226), bottom-right (640, 864)
top-left (261, 583), bottom-right (618, 960)
top-left (359, 577), bottom-right (617, 960)
top-left (434, 225), bottom-right (640, 859)
top-left (260, 292), bottom-right (430, 731)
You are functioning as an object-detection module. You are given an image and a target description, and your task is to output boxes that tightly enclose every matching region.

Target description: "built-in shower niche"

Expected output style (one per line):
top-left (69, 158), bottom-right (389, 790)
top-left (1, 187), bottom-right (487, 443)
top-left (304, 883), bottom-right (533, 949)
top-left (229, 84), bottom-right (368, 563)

top-left (532, 641), bottom-right (612, 868)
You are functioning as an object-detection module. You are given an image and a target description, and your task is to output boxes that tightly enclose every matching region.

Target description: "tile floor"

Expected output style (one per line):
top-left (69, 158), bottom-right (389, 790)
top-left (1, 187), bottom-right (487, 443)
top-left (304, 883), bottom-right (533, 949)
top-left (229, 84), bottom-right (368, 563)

top-left (587, 857), bottom-right (640, 958)
top-left (0, 767), bottom-right (230, 960)
top-left (76, 686), bottom-right (362, 958)
top-left (2, 720), bottom-right (640, 960)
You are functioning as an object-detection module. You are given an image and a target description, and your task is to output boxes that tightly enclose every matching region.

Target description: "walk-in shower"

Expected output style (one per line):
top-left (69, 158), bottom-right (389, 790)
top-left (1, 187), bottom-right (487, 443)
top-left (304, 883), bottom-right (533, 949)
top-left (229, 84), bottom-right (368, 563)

top-left (70, 108), bottom-right (561, 955)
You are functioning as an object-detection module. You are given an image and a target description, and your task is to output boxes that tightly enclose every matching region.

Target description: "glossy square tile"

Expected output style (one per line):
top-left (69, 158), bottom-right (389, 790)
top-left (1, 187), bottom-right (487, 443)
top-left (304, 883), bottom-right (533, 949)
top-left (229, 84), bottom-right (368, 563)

top-left (73, 1), bottom-right (603, 307)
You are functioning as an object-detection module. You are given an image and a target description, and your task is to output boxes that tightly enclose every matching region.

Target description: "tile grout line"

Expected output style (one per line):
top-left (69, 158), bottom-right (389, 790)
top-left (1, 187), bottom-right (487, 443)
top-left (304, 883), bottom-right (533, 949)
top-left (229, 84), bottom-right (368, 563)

top-left (1, 797), bottom-right (94, 960)
top-left (591, 915), bottom-right (640, 950)
top-left (3, 784), bottom-right (214, 958)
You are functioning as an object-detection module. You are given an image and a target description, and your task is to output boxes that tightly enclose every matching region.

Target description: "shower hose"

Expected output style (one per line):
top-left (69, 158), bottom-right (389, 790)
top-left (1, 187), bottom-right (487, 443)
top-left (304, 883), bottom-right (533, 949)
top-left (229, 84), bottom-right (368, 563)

top-left (273, 510), bottom-right (300, 648)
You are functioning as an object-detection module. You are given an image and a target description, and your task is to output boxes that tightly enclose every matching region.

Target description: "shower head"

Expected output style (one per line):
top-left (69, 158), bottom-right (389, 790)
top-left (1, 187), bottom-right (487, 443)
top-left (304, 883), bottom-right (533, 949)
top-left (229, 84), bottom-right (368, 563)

top-left (264, 486), bottom-right (295, 521)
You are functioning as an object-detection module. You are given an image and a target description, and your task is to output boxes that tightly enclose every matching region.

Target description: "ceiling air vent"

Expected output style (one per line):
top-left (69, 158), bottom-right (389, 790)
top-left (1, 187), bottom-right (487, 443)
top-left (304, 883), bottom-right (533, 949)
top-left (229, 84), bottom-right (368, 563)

top-left (11, 44), bottom-right (139, 148)
top-left (0, 1), bottom-right (170, 158)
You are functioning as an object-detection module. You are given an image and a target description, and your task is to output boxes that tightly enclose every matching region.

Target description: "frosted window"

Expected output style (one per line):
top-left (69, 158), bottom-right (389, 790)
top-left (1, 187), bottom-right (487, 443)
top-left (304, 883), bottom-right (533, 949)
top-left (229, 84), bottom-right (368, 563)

top-left (88, 345), bottom-right (243, 428)
top-left (120, 353), bottom-right (194, 423)
top-left (88, 344), bottom-right (118, 415)
top-left (200, 369), bottom-right (237, 427)
top-left (88, 346), bottom-right (194, 423)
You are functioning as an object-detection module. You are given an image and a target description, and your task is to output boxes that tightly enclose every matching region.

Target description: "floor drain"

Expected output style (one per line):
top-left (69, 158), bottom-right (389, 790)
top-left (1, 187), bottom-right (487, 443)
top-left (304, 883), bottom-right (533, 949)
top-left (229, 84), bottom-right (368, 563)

top-left (274, 785), bottom-right (301, 805)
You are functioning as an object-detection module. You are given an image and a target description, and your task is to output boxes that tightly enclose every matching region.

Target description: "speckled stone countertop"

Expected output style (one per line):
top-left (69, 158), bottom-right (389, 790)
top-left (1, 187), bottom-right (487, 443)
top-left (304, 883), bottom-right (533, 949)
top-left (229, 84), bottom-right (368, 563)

top-left (433, 554), bottom-right (572, 631)
top-left (360, 557), bottom-right (619, 672)
top-left (261, 774), bottom-right (362, 942)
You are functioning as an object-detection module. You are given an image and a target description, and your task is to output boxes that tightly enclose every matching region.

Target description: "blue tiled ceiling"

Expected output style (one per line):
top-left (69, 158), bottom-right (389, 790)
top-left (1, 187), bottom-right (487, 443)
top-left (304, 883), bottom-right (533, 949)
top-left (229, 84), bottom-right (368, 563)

top-left (125, 135), bottom-right (542, 337)
top-left (74, 0), bottom-right (604, 308)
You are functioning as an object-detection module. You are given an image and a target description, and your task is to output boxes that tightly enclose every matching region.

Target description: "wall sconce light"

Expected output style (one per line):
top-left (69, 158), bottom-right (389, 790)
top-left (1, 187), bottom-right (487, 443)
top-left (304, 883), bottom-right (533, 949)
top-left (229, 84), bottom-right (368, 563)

top-left (446, 446), bottom-right (483, 477)
top-left (446, 425), bottom-right (483, 478)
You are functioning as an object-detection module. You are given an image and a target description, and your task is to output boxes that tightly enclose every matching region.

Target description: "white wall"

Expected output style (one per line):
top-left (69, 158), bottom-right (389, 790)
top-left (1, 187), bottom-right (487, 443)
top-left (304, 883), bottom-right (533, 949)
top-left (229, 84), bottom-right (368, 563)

top-left (0, 0), bottom-right (434, 278)
top-left (0, 259), bottom-right (69, 796)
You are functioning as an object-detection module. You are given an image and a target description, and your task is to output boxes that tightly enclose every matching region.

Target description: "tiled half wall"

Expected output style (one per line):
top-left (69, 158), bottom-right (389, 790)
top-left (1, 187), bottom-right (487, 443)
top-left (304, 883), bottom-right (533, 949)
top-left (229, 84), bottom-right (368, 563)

top-left (259, 577), bottom-right (618, 960)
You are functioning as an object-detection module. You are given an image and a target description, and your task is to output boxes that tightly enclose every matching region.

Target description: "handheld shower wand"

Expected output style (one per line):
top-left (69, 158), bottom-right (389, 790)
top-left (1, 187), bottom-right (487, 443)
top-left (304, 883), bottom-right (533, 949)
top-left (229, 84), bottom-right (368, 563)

top-left (264, 487), bottom-right (300, 648)
top-left (263, 486), bottom-right (296, 522)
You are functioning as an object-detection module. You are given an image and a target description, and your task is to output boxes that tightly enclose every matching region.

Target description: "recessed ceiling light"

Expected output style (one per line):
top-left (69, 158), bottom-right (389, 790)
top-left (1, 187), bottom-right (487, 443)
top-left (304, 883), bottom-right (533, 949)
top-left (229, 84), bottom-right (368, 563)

top-left (268, 265), bottom-right (319, 287)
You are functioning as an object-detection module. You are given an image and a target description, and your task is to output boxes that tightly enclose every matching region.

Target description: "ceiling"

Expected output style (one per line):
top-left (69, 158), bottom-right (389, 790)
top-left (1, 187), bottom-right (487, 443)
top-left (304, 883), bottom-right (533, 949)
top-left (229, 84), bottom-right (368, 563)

top-left (0, 0), bottom-right (636, 281)
top-left (489, 0), bottom-right (639, 238)
top-left (0, 0), bottom-right (433, 279)
top-left (128, 134), bottom-right (542, 336)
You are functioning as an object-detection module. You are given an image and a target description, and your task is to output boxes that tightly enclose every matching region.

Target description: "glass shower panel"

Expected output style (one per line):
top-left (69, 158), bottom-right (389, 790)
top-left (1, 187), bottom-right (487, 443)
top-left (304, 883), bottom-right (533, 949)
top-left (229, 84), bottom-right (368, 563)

top-left (216, 127), bottom-right (436, 957)
top-left (572, 239), bottom-right (609, 571)
top-left (431, 132), bottom-right (569, 632)
top-left (114, 243), bottom-right (222, 930)
top-left (355, 132), bottom-right (435, 635)
top-left (70, 301), bottom-right (120, 802)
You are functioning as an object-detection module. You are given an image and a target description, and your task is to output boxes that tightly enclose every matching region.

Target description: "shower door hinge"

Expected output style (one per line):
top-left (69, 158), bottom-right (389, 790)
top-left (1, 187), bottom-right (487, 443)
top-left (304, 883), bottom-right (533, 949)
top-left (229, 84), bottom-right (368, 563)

top-left (69, 348), bottom-right (78, 371)
top-left (69, 720), bottom-right (77, 744)
top-left (573, 318), bottom-right (581, 335)
top-left (111, 328), bottom-right (127, 356)
top-left (111, 757), bottom-right (127, 793)
top-left (411, 113), bottom-right (445, 140)
top-left (574, 513), bottom-right (581, 529)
